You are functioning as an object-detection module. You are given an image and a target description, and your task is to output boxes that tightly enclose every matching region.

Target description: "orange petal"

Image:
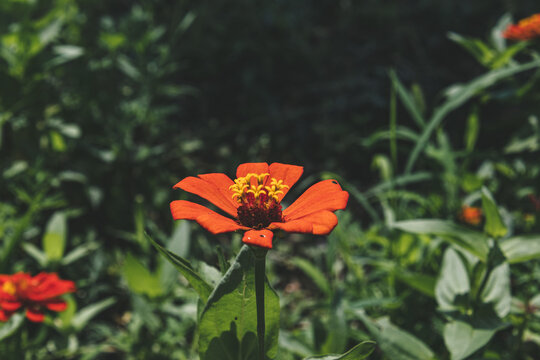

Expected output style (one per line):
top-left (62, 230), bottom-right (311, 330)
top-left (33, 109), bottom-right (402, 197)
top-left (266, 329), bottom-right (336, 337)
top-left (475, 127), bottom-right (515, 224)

top-left (268, 163), bottom-right (303, 202)
top-left (242, 229), bottom-right (274, 249)
top-left (45, 301), bottom-right (67, 312)
top-left (170, 200), bottom-right (248, 234)
top-left (173, 174), bottom-right (238, 217)
top-left (236, 163), bottom-right (269, 178)
top-left (269, 210), bottom-right (338, 235)
top-left (0, 301), bottom-right (21, 311)
top-left (283, 179), bottom-right (348, 220)
top-left (26, 308), bottom-right (45, 322)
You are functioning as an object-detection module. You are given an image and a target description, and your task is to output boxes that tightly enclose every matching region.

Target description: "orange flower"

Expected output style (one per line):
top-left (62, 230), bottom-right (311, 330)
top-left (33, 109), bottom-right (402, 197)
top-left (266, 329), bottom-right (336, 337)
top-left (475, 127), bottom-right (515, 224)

top-left (459, 206), bottom-right (483, 226)
top-left (0, 272), bottom-right (76, 322)
top-left (503, 13), bottom-right (540, 41)
top-left (170, 163), bottom-right (349, 249)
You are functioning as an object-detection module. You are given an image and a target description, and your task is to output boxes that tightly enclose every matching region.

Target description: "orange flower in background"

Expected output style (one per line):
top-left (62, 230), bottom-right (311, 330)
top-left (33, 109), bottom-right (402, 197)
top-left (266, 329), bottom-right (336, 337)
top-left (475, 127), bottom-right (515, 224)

top-left (170, 163), bottom-right (349, 249)
top-left (0, 272), bottom-right (76, 322)
top-left (459, 206), bottom-right (483, 226)
top-left (503, 13), bottom-right (540, 41)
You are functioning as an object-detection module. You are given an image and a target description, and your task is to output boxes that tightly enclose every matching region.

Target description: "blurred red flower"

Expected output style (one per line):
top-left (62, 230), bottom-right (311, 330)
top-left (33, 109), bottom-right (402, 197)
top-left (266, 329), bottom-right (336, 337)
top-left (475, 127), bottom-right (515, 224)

top-left (0, 272), bottom-right (76, 322)
top-left (503, 14), bottom-right (540, 41)
top-left (170, 163), bottom-right (349, 249)
top-left (459, 206), bottom-right (483, 226)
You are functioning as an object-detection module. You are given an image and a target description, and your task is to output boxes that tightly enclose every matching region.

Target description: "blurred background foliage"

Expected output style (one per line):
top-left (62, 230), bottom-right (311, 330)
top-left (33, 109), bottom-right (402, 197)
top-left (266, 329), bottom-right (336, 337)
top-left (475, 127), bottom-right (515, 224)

top-left (1, 0), bottom-right (540, 359)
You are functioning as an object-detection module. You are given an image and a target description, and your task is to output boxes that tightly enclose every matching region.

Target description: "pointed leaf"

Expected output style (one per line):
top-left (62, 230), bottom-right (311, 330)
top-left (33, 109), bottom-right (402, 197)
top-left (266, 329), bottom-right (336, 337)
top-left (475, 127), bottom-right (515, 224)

top-left (444, 319), bottom-right (506, 360)
top-left (42, 211), bottom-right (67, 261)
top-left (499, 235), bottom-right (540, 263)
top-left (481, 187), bottom-right (507, 238)
top-left (123, 253), bottom-right (164, 298)
top-left (199, 246), bottom-right (280, 360)
top-left (147, 232), bottom-right (212, 302)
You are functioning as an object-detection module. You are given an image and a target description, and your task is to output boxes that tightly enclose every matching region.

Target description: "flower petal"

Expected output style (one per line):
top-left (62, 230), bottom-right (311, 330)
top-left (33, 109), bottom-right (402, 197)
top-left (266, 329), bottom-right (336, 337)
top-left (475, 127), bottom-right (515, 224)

top-left (45, 301), bottom-right (67, 312)
top-left (170, 200), bottom-right (248, 234)
top-left (269, 210), bottom-right (338, 235)
top-left (26, 308), bottom-right (45, 322)
top-left (236, 163), bottom-right (269, 178)
top-left (0, 301), bottom-right (21, 311)
top-left (0, 309), bottom-right (11, 322)
top-left (242, 229), bottom-right (274, 249)
top-left (174, 174), bottom-right (238, 217)
top-left (268, 163), bottom-right (303, 202)
top-left (283, 179), bottom-right (348, 220)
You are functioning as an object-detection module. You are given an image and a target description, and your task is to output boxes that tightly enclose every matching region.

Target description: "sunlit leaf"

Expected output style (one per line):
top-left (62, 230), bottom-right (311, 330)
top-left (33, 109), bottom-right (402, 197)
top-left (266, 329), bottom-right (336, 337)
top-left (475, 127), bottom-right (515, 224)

top-left (481, 187), bottom-right (507, 238)
top-left (42, 211), bottom-right (67, 261)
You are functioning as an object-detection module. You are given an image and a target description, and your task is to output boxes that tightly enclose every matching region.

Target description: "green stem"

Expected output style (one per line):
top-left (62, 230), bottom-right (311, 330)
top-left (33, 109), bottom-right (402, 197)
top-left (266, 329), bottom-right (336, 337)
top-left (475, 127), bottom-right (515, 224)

top-left (253, 247), bottom-right (268, 360)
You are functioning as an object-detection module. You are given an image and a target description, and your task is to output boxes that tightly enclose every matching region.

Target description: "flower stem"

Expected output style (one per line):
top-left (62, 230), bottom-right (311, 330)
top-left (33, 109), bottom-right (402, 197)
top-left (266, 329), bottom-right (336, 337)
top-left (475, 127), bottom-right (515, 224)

top-left (252, 247), bottom-right (268, 360)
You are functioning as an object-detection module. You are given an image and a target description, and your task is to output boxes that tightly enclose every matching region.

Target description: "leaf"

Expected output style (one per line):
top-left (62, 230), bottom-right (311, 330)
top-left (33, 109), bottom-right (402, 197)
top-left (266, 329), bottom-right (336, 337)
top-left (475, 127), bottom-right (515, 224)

top-left (443, 318), bottom-right (506, 360)
top-left (499, 235), bottom-right (540, 264)
top-left (198, 246), bottom-right (280, 360)
top-left (404, 58), bottom-right (540, 174)
top-left (71, 297), bottom-right (116, 332)
top-left (291, 257), bottom-right (331, 297)
top-left (22, 243), bottom-right (48, 267)
top-left (122, 253), bottom-right (164, 298)
top-left (392, 219), bottom-right (489, 261)
top-left (481, 187), bottom-right (507, 238)
top-left (147, 232), bottom-right (213, 303)
top-left (395, 271), bottom-right (436, 298)
top-left (42, 211), bottom-right (67, 261)
top-left (303, 341), bottom-right (376, 360)
top-left (321, 295), bottom-right (347, 354)
top-left (389, 70), bottom-right (426, 128)
top-left (356, 311), bottom-right (435, 360)
top-left (480, 262), bottom-right (511, 318)
top-left (435, 248), bottom-right (470, 311)
top-left (61, 242), bottom-right (99, 266)
top-left (0, 313), bottom-right (24, 341)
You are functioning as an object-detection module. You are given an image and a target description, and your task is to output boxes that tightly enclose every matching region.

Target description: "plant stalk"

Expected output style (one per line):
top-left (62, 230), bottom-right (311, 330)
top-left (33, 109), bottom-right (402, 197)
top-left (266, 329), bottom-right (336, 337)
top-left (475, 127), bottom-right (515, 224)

top-left (253, 247), bottom-right (268, 360)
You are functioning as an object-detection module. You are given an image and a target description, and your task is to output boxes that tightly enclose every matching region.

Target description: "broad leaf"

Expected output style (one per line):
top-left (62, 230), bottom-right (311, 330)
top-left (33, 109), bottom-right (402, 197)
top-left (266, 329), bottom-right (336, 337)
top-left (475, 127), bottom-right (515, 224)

top-left (199, 246), bottom-right (280, 360)
top-left (481, 187), bottom-right (507, 238)
top-left (123, 253), bottom-right (164, 298)
top-left (303, 341), bottom-right (376, 360)
top-left (436, 248), bottom-right (470, 311)
top-left (42, 211), bottom-right (67, 261)
top-left (392, 219), bottom-right (489, 261)
top-left (481, 262), bottom-right (511, 318)
top-left (147, 232), bottom-right (212, 303)
top-left (443, 318), bottom-right (506, 360)
top-left (499, 235), bottom-right (540, 263)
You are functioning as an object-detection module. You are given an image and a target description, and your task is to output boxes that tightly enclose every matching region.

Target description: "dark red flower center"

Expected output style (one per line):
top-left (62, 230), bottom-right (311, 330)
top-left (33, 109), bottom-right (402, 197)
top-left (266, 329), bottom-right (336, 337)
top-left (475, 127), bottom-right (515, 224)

top-left (229, 173), bottom-right (287, 229)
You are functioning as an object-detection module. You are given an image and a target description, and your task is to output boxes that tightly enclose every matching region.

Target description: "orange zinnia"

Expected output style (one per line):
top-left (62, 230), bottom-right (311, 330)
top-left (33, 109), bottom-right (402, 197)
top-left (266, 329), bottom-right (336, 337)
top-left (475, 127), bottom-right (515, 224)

top-left (459, 205), bottom-right (483, 226)
top-left (503, 13), bottom-right (540, 41)
top-left (0, 272), bottom-right (75, 322)
top-left (170, 163), bottom-right (349, 249)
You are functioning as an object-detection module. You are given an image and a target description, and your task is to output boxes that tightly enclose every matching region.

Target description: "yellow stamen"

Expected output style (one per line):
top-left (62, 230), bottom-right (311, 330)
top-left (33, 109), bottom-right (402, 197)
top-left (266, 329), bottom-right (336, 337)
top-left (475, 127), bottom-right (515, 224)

top-left (2, 281), bottom-right (16, 296)
top-left (229, 173), bottom-right (289, 202)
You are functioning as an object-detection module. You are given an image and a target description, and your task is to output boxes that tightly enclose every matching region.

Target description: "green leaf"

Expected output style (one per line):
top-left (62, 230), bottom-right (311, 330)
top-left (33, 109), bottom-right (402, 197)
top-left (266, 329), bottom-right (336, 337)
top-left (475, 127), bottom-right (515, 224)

top-left (395, 271), bottom-right (436, 298)
top-left (464, 107), bottom-right (479, 152)
top-left (199, 246), bottom-right (280, 360)
top-left (389, 70), bottom-right (426, 128)
top-left (404, 58), bottom-right (540, 174)
top-left (122, 253), bottom-right (164, 298)
top-left (321, 295), bottom-right (347, 354)
top-left (392, 219), bottom-right (489, 261)
top-left (71, 297), bottom-right (116, 332)
top-left (499, 235), bottom-right (540, 263)
top-left (0, 313), bottom-right (24, 341)
top-left (435, 248), bottom-right (470, 311)
top-left (42, 211), bottom-right (67, 261)
top-left (291, 257), bottom-right (331, 297)
top-left (147, 232), bottom-right (213, 303)
top-left (303, 341), bottom-right (376, 360)
top-left (21, 243), bottom-right (48, 267)
top-left (481, 187), bottom-right (507, 238)
top-left (443, 318), bottom-right (506, 360)
top-left (480, 262), bottom-right (511, 318)
top-left (356, 311), bottom-right (435, 360)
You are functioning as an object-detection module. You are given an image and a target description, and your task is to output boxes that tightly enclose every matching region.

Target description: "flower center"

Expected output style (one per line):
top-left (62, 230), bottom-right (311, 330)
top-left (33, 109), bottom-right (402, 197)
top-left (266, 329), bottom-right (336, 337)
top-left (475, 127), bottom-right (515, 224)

top-left (2, 281), bottom-right (17, 296)
top-left (229, 173), bottom-right (288, 229)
